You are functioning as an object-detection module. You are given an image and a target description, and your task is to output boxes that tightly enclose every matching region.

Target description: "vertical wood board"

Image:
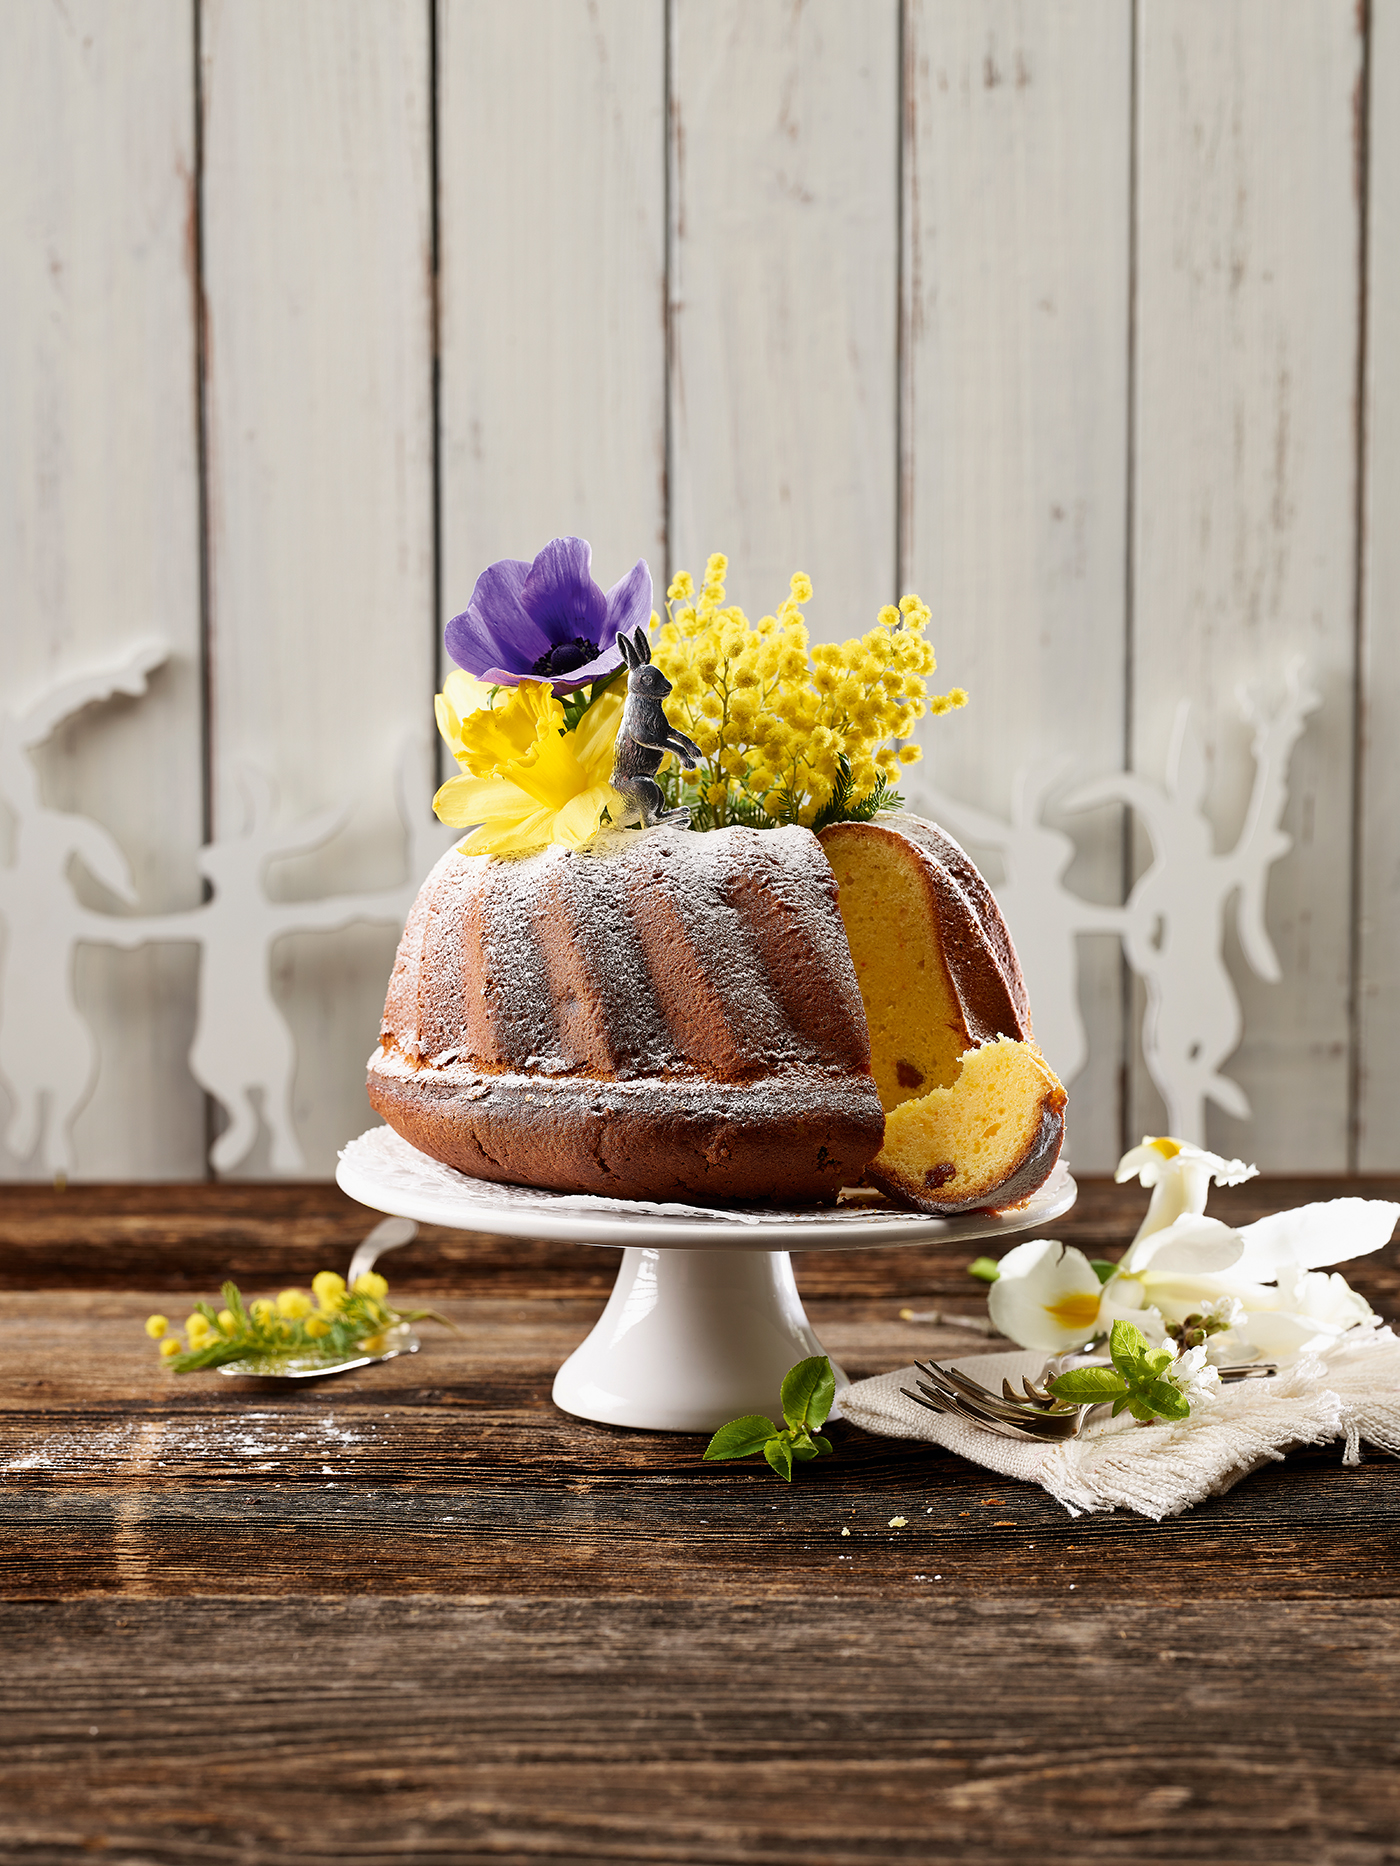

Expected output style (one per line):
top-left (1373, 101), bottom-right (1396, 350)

top-left (1132, 0), bottom-right (1363, 1168)
top-left (1359, 1), bottom-right (1400, 1171)
top-left (0, 0), bottom-right (205, 1179)
top-left (668, 0), bottom-right (899, 633)
top-left (201, 0), bottom-right (435, 1174)
top-left (438, 0), bottom-right (667, 628)
top-left (900, 0), bottom-right (1133, 1170)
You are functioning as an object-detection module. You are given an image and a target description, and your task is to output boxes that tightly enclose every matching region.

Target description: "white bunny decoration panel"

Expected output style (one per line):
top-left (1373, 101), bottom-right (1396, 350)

top-left (0, 642), bottom-right (454, 1182)
top-left (0, 634), bottom-right (1317, 1181)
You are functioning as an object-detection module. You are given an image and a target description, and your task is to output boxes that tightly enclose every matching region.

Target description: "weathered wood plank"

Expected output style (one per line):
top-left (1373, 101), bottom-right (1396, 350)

top-left (668, 0), bottom-right (899, 629)
top-left (438, 0), bottom-right (667, 613)
top-left (0, 0), bottom-right (205, 1181)
top-left (3, 1225), bottom-right (1397, 1603)
top-left (3, 1177), bottom-right (1396, 1295)
top-left (2, 1437), bottom-right (1398, 1604)
top-left (899, 0), bottom-right (1132, 1173)
top-left (200, 0), bottom-right (435, 1176)
top-left (1131, 0), bottom-right (1364, 1169)
top-left (1359, 2), bottom-right (1400, 1172)
top-left (2, 1597), bottom-right (1399, 1862)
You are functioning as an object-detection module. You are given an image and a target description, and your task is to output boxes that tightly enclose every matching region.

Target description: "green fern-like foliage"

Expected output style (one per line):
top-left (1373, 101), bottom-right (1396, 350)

top-left (810, 755), bottom-right (904, 831)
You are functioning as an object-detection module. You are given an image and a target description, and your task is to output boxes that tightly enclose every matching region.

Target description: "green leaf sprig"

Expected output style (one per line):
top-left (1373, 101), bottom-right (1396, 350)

top-left (1046, 1319), bottom-right (1191, 1424)
top-left (703, 1355), bottom-right (836, 1481)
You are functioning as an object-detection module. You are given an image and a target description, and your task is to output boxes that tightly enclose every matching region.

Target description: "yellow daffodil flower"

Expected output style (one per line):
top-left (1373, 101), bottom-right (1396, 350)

top-left (433, 672), bottom-right (625, 857)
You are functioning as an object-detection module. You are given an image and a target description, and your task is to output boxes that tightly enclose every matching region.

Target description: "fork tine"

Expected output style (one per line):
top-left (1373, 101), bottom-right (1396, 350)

top-left (908, 1366), bottom-right (1029, 1433)
top-left (915, 1360), bottom-right (1078, 1433)
top-left (908, 1358), bottom-right (1091, 1441)
top-left (932, 1362), bottom-right (1049, 1419)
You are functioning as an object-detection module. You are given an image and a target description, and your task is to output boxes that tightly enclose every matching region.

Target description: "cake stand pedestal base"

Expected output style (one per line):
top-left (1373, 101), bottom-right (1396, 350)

top-left (551, 1246), bottom-right (842, 1434)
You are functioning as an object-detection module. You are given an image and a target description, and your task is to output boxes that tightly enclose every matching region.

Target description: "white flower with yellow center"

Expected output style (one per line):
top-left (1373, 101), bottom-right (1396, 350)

top-left (986, 1136), bottom-right (1398, 1364)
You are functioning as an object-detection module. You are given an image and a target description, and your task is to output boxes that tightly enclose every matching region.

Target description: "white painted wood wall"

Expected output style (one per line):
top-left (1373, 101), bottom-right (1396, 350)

top-left (1, 0), bottom-right (1394, 1179)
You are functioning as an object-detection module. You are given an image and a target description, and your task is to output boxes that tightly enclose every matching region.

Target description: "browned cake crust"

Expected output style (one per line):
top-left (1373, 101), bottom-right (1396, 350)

top-left (368, 824), bottom-right (886, 1202)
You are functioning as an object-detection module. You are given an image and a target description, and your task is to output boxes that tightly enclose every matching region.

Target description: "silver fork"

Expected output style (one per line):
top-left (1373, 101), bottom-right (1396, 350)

top-left (901, 1355), bottom-right (1280, 1442)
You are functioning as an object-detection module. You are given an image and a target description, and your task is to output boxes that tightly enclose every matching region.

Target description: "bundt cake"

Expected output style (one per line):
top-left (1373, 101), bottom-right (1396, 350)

top-left (367, 823), bottom-right (887, 1202)
top-left (368, 809), bottom-right (1066, 1211)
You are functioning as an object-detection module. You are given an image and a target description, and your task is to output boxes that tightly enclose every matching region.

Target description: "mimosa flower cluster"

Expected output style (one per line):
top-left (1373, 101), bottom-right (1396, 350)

top-left (432, 536), bottom-right (968, 854)
top-left (144, 1271), bottom-right (443, 1373)
top-left (652, 558), bottom-right (967, 831)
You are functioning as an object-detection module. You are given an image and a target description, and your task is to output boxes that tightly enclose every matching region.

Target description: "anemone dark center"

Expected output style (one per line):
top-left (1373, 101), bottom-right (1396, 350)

top-left (532, 637), bottom-right (597, 677)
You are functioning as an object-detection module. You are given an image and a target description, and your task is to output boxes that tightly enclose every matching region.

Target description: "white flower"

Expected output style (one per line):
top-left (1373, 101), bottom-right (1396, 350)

top-left (1162, 1340), bottom-right (1221, 1405)
top-left (1117, 1185), bottom-right (1396, 1362)
top-left (984, 1138), bottom-right (1398, 1366)
top-left (1231, 1198), bottom-right (1397, 1281)
top-left (987, 1239), bottom-right (1106, 1353)
top-left (1115, 1137), bottom-right (1256, 1251)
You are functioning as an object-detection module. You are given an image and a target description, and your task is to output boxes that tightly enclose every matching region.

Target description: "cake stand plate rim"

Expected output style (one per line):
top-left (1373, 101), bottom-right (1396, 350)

top-left (335, 1125), bottom-right (1077, 1251)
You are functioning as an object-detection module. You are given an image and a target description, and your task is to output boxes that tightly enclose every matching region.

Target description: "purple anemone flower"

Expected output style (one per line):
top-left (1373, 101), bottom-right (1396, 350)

top-left (445, 537), bottom-right (652, 690)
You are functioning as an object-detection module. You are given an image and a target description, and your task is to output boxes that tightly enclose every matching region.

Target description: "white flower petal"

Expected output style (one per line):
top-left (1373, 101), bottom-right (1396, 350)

top-left (1276, 1268), bottom-right (1377, 1332)
top-left (987, 1240), bottom-right (1105, 1353)
top-left (1233, 1199), bottom-right (1400, 1279)
top-left (1114, 1139), bottom-right (1182, 1188)
top-left (1114, 1137), bottom-right (1256, 1190)
top-left (1122, 1213), bottom-right (1245, 1277)
top-left (1096, 1287), bottom-right (1169, 1345)
top-left (1115, 1139), bottom-right (1257, 1250)
top-left (1234, 1309), bottom-right (1343, 1359)
top-left (1165, 1342), bottom-right (1221, 1403)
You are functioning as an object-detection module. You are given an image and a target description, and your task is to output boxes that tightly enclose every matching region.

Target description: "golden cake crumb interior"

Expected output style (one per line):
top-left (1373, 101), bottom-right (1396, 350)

top-left (869, 1036), bottom-right (1066, 1212)
top-left (821, 831), bottom-right (966, 1110)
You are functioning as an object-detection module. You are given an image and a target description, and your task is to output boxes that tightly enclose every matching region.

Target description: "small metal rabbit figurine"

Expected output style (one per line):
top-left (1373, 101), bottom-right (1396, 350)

top-left (609, 625), bottom-right (703, 828)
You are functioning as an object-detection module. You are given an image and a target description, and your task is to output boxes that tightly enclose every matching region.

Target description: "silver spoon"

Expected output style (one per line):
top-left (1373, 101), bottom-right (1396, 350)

top-left (218, 1216), bottom-right (420, 1379)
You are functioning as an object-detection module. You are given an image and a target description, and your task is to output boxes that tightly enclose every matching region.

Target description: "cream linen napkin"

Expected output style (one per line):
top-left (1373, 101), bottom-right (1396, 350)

top-left (839, 1326), bottom-right (1400, 1519)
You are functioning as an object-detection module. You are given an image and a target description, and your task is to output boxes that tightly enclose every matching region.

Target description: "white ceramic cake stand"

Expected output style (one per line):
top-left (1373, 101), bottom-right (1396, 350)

top-left (336, 1125), bottom-right (1077, 1435)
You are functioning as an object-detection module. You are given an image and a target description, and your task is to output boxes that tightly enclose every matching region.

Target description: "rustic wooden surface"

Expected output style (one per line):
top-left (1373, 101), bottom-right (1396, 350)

top-left (4, 1175), bottom-right (1400, 1861)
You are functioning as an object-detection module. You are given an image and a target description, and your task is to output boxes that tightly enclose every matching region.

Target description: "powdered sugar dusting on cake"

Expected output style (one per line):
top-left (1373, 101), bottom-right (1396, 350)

top-left (369, 822), bottom-right (888, 1202)
top-left (380, 823), bottom-right (871, 1088)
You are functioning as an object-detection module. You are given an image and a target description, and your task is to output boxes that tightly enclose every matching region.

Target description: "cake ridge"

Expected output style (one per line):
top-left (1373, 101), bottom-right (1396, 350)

top-left (368, 821), bottom-right (887, 1201)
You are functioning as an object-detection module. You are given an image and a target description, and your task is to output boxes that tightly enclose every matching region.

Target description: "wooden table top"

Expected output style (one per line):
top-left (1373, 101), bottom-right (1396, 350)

top-left (4, 1174), bottom-right (1400, 1864)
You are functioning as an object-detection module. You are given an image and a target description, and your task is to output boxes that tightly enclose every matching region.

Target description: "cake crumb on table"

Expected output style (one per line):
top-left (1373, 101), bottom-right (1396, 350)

top-left (889, 1516), bottom-right (908, 1528)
